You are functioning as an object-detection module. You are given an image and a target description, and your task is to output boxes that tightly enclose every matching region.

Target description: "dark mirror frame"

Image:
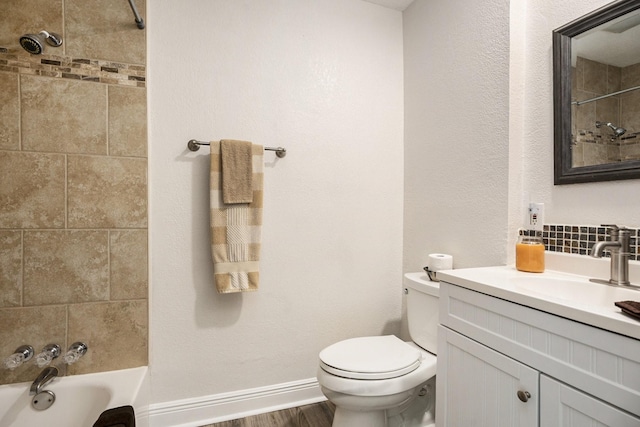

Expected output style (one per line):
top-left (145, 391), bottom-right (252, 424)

top-left (553, 0), bottom-right (640, 184)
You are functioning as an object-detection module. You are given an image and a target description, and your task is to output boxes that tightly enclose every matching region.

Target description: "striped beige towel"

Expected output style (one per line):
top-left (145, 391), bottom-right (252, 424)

top-left (210, 141), bottom-right (263, 293)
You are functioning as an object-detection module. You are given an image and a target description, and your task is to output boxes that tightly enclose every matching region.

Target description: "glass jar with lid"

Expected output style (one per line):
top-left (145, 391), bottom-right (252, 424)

top-left (516, 230), bottom-right (545, 273)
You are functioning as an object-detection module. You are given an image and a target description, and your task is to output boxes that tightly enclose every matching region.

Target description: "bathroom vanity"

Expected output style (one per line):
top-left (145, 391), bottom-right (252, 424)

top-left (436, 266), bottom-right (640, 426)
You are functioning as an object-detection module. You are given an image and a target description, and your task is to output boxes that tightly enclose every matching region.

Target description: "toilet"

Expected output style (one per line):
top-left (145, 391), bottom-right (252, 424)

top-left (316, 273), bottom-right (439, 427)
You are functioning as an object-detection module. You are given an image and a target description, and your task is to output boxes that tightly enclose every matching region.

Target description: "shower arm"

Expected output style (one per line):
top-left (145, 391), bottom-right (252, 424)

top-left (127, 0), bottom-right (145, 30)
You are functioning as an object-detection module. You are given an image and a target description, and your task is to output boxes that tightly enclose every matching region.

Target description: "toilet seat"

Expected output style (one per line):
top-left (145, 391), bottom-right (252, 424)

top-left (319, 335), bottom-right (422, 380)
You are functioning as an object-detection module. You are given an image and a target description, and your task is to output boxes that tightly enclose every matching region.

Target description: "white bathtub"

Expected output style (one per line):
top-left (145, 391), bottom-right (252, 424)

top-left (0, 366), bottom-right (149, 427)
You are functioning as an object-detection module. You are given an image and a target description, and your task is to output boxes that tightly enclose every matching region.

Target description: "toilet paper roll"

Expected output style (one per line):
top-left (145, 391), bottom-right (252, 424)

top-left (427, 253), bottom-right (453, 271)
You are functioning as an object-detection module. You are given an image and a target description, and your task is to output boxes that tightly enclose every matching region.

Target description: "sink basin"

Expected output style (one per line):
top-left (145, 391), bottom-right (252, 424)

top-left (513, 276), bottom-right (640, 310)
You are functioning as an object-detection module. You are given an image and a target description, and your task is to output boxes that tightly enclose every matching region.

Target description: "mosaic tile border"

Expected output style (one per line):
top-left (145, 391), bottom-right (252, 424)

top-left (524, 225), bottom-right (640, 261)
top-left (575, 130), bottom-right (640, 145)
top-left (0, 47), bottom-right (145, 88)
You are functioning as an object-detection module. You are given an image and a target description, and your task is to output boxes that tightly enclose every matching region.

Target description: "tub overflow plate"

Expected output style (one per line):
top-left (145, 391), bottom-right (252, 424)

top-left (32, 390), bottom-right (56, 410)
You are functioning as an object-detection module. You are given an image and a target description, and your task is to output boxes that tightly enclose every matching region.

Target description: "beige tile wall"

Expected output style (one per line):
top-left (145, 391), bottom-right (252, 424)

top-left (0, 0), bottom-right (147, 384)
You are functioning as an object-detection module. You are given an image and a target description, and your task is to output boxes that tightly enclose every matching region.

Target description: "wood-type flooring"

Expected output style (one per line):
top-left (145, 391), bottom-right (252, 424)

top-left (200, 401), bottom-right (335, 427)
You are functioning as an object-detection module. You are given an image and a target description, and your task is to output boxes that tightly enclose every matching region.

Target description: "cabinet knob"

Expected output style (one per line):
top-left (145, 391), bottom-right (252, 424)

top-left (517, 390), bottom-right (531, 402)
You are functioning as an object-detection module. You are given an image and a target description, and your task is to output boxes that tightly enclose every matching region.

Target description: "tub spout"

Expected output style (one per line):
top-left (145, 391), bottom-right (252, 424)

top-left (30, 366), bottom-right (58, 395)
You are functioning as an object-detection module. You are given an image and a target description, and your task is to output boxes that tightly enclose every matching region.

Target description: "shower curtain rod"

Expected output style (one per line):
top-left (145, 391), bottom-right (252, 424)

top-left (572, 84), bottom-right (640, 106)
top-left (127, 0), bottom-right (145, 29)
top-left (187, 139), bottom-right (287, 158)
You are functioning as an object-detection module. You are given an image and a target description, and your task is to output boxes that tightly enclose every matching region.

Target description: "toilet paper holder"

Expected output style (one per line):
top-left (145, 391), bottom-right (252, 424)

top-left (424, 253), bottom-right (453, 281)
top-left (423, 266), bottom-right (438, 282)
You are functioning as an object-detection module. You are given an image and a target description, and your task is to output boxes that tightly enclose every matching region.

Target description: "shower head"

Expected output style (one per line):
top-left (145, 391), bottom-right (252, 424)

top-left (19, 31), bottom-right (62, 55)
top-left (595, 121), bottom-right (627, 138)
top-left (612, 125), bottom-right (627, 137)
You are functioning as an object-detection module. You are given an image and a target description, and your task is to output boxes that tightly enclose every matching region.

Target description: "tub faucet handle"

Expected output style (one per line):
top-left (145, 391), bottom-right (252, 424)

top-left (3, 345), bottom-right (34, 370)
top-left (63, 342), bottom-right (88, 365)
top-left (34, 344), bottom-right (61, 368)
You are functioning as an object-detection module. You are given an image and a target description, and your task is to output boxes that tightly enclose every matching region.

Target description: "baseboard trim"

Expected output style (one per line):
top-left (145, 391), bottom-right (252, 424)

top-left (148, 377), bottom-right (326, 427)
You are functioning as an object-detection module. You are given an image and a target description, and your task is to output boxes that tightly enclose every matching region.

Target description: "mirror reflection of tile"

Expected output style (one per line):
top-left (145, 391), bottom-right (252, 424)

top-left (572, 56), bottom-right (640, 167)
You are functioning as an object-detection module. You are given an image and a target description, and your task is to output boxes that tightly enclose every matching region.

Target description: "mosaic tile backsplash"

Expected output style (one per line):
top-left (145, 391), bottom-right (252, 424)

top-left (540, 225), bottom-right (640, 260)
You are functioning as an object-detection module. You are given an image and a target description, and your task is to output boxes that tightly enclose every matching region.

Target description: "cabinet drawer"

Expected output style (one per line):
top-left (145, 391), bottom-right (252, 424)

top-left (540, 375), bottom-right (640, 426)
top-left (439, 282), bottom-right (640, 416)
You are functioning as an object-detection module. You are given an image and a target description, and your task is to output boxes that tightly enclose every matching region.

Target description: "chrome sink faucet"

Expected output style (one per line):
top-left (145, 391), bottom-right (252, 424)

top-left (590, 225), bottom-right (631, 286)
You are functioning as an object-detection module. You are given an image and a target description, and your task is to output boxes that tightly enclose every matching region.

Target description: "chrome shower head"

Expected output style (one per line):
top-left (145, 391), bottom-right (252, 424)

top-left (611, 124), bottom-right (627, 137)
top-left (595, 121), bottom-right (627, 138)
top-left (19, 31), bottom-right (63, 55)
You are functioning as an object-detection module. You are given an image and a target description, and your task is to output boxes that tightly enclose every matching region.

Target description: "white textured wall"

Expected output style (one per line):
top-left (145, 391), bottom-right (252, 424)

top-left (147, 0), bottom-right (640, 410)
top-left (403, 0), bottom-right (510, 272)
top-left (518, 0), bottom-right (640, 236)
top-left (148, 0), bottom-right (404, 404)
top-left (405, 0), bottom-right (640, 271)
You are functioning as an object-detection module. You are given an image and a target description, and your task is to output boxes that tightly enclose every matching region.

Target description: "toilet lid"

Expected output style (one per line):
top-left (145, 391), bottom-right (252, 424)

top-left (319, 335), bottom-right (422, 380)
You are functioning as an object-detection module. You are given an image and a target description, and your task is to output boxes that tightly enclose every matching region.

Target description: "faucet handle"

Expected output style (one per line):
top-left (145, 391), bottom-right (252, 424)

top-left (62, 342), bottom-right (88, 365)
top-left (601, 225), bottom-right (630, 237)
top-left (601, 224), bottom-right (631, 229)
top-left (3, 345), bottom-right (34, 370)
top-left (34, 344), bottom-right (61, 368)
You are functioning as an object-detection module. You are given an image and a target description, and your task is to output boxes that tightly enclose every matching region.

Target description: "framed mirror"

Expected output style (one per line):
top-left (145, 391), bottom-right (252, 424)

top-left (554, 0), bottom-right (640, 184)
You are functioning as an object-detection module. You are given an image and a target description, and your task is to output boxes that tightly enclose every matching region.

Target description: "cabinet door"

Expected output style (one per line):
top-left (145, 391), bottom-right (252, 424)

top-left (436, 326), bottom-right (538, 427)
top-left (540, 375), bottom-right (640, 427)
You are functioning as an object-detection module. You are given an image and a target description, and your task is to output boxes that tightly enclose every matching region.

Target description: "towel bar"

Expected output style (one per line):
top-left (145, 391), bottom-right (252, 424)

top-left (187, 139), bottom-right (287, 158)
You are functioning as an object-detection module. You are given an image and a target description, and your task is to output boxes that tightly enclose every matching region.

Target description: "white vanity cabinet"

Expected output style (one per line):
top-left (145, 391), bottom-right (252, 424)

top-left (436, 279), bottom-right (640, 427)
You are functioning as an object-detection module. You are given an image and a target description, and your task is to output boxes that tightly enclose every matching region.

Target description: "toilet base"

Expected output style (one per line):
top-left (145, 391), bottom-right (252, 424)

top-left (387, 377), bottom-right (435, 427)
top-left (328, 377), bottom-right (435, 427)
top-left (333, 407), bottom-right (386, 427)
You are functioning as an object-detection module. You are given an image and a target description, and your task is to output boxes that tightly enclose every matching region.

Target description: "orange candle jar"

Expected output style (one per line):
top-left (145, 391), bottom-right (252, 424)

top-left (516, 233), bottom-right (545, 273)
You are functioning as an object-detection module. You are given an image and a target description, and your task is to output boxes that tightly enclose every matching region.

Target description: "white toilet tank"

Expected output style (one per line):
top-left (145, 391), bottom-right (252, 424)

top-left (404, 272), bottom-right (440, 354)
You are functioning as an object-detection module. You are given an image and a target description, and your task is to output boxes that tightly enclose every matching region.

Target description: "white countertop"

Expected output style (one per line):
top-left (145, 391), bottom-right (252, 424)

top-left (437, 263), bottom-right (640, 340)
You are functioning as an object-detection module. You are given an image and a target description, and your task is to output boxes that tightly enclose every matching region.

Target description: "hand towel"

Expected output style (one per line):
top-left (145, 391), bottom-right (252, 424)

top-left (615, 300), bottom-right (640, 321)
top-left (210, 141), bottom-right (263, 293)
top-left (92, 405), bottom-right (135, 427)
top-left (221, 139), bottom-right (254, 204)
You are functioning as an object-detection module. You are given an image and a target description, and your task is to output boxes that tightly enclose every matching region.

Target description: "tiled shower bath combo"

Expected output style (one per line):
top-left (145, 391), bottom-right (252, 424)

top-left (0, 0), bottom-right (148, 387)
